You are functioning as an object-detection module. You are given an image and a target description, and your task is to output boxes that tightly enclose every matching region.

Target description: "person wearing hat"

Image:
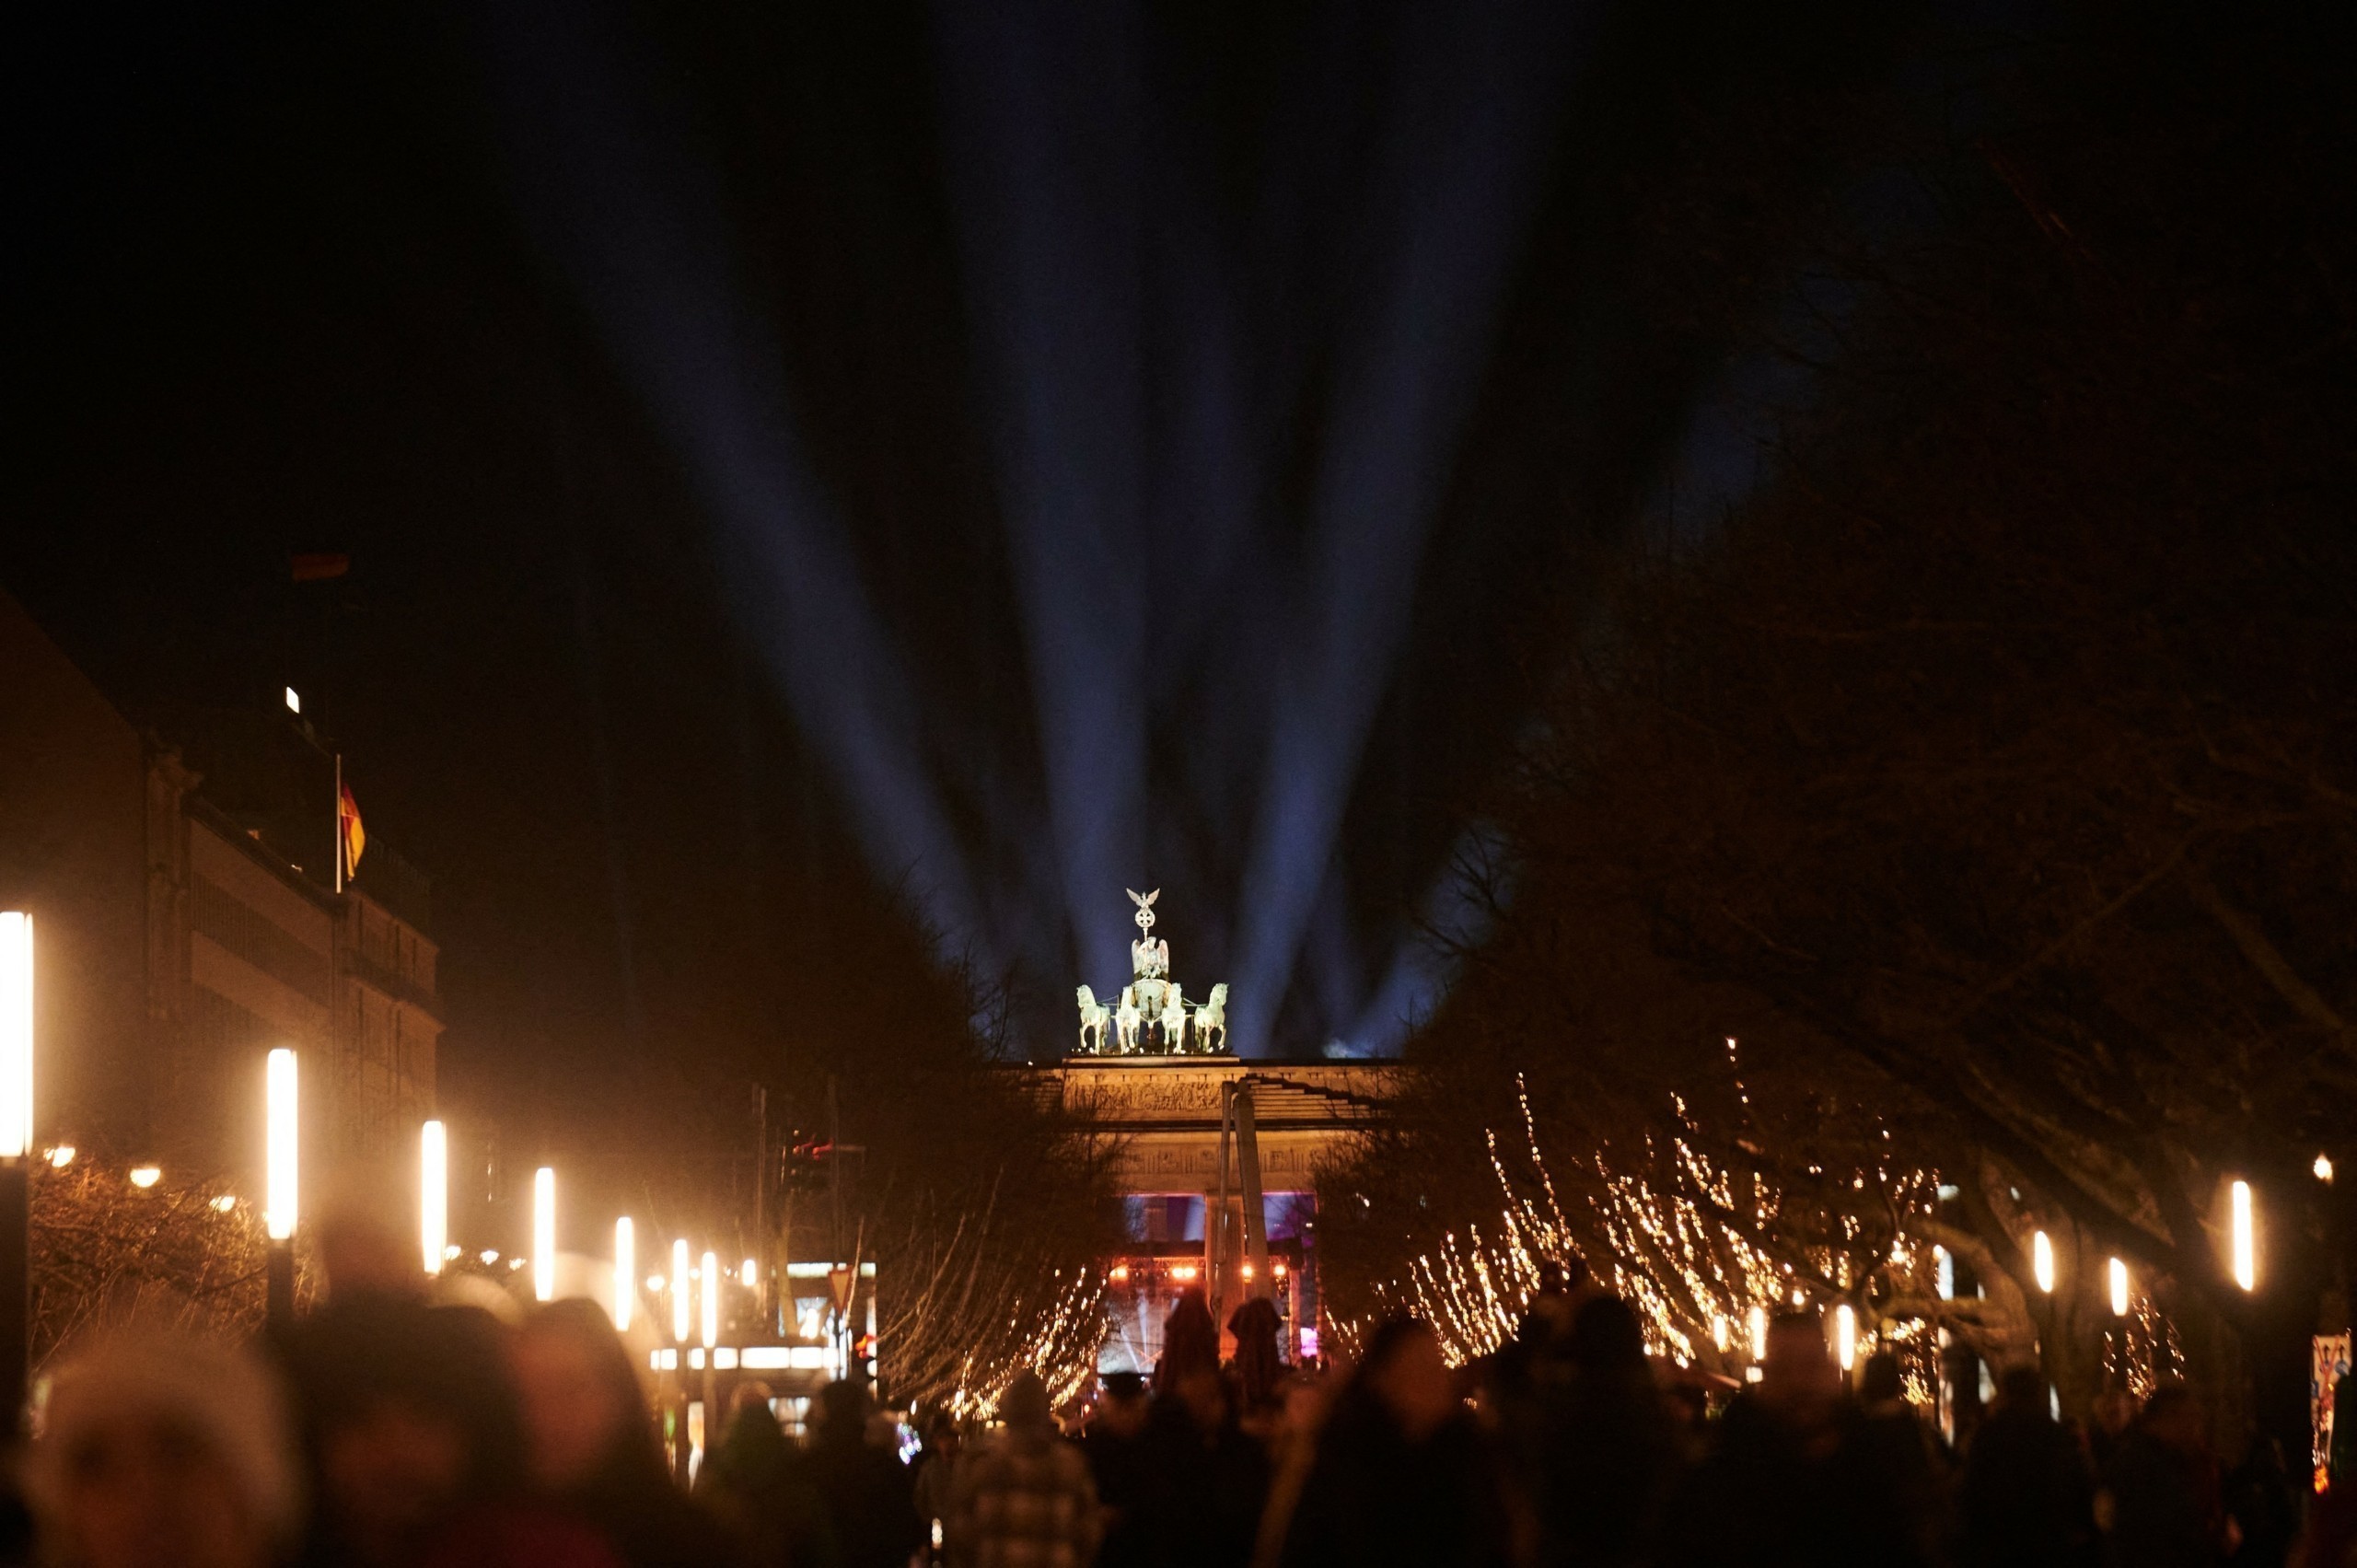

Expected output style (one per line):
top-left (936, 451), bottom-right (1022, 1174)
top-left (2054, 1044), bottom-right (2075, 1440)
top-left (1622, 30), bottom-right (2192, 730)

top-left (1082, 1373), bottom-right (1152, 1568)
top-left (32, 1331), bottom-right (301, 1568)
top-left (945, 1372), bottom-right (1098, 1568)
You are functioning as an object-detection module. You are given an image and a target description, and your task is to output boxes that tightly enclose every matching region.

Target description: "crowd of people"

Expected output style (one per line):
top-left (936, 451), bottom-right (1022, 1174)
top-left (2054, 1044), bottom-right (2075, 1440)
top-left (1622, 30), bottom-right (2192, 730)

top-left (9, 1248), bottom-right (2348, 1568)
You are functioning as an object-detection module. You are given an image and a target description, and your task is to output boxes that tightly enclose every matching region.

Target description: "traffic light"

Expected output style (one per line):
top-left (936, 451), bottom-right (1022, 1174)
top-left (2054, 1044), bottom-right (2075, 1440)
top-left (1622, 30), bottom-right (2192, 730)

top-left (778, 1133), bottom-right (832, 1195)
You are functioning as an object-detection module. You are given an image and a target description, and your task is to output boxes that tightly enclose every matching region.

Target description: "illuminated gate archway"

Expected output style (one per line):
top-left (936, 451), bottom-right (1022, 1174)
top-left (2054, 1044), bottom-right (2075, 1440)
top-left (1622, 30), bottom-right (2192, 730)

top-left (1014, 1054), bottom-right (1399, 1371)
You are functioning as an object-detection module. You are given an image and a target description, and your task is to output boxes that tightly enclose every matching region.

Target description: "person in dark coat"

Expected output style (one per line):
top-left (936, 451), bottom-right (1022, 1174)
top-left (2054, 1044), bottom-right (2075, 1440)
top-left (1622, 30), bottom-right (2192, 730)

top-left (1277, 1317), bottom-right (1515, 1568)
top-left (1660, 1309), bottom-right (1931, 1568)
top-left (1957, 1365), bottom-right (2096, 1568)
top-left (909, 1409), bottom-right (964, 1566)
top-left (1855, 1352), bottom-right (1950, 1560)
top-left (1529, 1295), bottom-right (1681, 1568)
top-left (2107, 1384), bottom-right (2231, 1568)
top-left (510, 1298), bottom-right (747, 1568)
top-left (697, 1387), bottom-right (834, 1568)
top-left (1082, 1373), bottom-right (1154, 1568)
top-left (803, 1381), bottom-right (921, 1568)
top-left (2223, 1436), bottom-right (2297, 1568)
top-left (1130, 1293), bottom-right (1270, 1568)
top-left (1228, 1297), bottom-right (1287, 1437)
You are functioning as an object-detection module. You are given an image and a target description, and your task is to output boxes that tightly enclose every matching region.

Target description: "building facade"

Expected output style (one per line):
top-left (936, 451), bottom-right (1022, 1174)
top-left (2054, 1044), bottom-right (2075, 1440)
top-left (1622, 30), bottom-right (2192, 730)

top-left (2, 587), bottom-right (440, 1191)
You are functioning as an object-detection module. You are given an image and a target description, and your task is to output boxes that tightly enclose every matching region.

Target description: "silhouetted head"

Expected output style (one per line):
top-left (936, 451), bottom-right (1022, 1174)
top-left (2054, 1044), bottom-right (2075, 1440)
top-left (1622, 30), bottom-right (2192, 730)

top-left (290, 1300), bottom-right (526, 1560)
top-left (1227, 1297), bottom-right (1284, 1406)
top-left (36, 1332), bottom-right (298, 1568)
top-left (1094, 1373), bottom-right (1149, 1437)
top-left (1860, 1352), bottom-right (1905, 1405)
top-left (998, 1371), bottom-right (1052, 1432)
top-left (2139, 1383), bottom-right (2204, 1453)
top-left (814, 1379), bottom-right (875, 1444)
top-left (1357, 1318), bottom-right (1457, 1442)
top-left (512, 1297), bottom-right (663, 1495)
top-left (1156, 1290), bottom-right (1220, 1394)
top-left (1996, 1365), bottom-right (2048, 1415)
top-left (1565, 1295), bottom-right (1647, 1375)
top-left (1760, 1311), bottom-right (1837, 1401)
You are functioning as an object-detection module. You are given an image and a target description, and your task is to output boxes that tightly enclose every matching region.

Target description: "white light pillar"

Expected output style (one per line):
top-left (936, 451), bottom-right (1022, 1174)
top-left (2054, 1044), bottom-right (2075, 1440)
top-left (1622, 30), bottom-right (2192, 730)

top-left (532, 1167), bottom-right (556, 1303)
top-left (700, 1249), bottom-right (720, 1350)
top-left (420, 1121), bottom-right (447, 1277)
top-left (2231, 1180), bottom-right (2256, 1292)
top-left (265, 1049), bottom-right (298, 1324)
top-left (0, 914), bottom-right (32, 1160)
top-left (0, 913), bottom-right (32, 1424)
top-left (699, 1248), bottom-right (720, 1463)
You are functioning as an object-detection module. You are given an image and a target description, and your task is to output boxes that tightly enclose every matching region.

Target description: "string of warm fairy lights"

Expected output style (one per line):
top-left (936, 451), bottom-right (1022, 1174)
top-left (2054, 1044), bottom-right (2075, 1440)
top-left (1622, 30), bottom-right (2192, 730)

top-left (1368, 1071), bottom-right (1944, 1374)
top-left (929, 1266), bottom-right (1108, 1421)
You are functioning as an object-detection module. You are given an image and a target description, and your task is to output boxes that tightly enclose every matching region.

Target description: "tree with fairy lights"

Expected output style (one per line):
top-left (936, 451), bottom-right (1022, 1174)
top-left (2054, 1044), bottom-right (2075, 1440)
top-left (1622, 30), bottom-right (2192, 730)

top-left (1344, 17), bottom-right (2357, 1450)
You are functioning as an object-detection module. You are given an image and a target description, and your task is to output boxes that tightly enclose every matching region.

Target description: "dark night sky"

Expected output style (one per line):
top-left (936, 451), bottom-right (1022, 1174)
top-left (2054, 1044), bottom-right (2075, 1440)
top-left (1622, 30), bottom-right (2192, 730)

top-left (7, 0), bottom-right (1922, 1165)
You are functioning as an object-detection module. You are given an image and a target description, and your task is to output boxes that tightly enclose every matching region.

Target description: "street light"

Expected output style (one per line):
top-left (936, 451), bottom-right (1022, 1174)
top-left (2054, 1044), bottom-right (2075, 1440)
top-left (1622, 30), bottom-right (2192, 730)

top-left (2231, 1179), bottom-right (2256, 1292)
top-left (699, 1248), bottom-right (720, 1466)
top-left (420, 1121), bottom-right (447, 1277)
top-left (532, 1168), bottom-right (555, 1303)
top-left (1747, 1305), bottom-right (1768, 1363)
top-left (2031, 1230), bottom-right (2055, 1294)
top-left (671, 1240), bottom-right (691, 1343)
top-left (2108, 1257), bottom-right (2130, 1317)
top-left (265, 1049), bottom-right (298, 1325)
top-left (1834, 1305), bottom-right (1856, 1373)
top-left (0, 912), bottom-right (32, 1428)
top-left (613, 1218), bottom-right (634, 1332)
top-left (700, 1250), bottom-right (720, 1350)
top-left (0, 914), bottom-right (31, 1161)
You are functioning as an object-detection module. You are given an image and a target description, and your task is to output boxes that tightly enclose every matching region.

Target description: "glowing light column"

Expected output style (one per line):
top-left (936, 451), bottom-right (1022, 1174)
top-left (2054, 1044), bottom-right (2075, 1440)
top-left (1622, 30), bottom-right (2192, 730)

top-left (0, 914), bottom-right (31, 1160)
top-left (699, 1249), bottom-right (720, 1473)
top-left (265, 1049), bottom-right (298, 1326)
top-left (663, 1237), bottom-right (692, 1481)
top-left (532, 1167), bottom-right (556, 1303)
top-left (420, 1121), bottom-right (447, 1277)
top-left (0, 913), bottom-right (33, 1422)
top-left (2231, 1180), bottom-right (2256, 1292)
top-left (700, 1249), bottom-right (720, 1349)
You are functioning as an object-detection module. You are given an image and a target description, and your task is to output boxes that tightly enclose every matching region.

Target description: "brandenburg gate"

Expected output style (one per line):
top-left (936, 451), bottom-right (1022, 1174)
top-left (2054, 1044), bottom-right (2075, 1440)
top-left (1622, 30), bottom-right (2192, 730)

top-left (1016, 891), bottom-right (1399, 1373)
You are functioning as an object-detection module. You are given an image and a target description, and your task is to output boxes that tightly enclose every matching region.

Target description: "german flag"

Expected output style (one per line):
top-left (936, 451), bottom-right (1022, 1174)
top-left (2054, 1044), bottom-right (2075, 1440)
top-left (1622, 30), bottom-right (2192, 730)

top-left (338, 783), bottom-right (366, 879)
